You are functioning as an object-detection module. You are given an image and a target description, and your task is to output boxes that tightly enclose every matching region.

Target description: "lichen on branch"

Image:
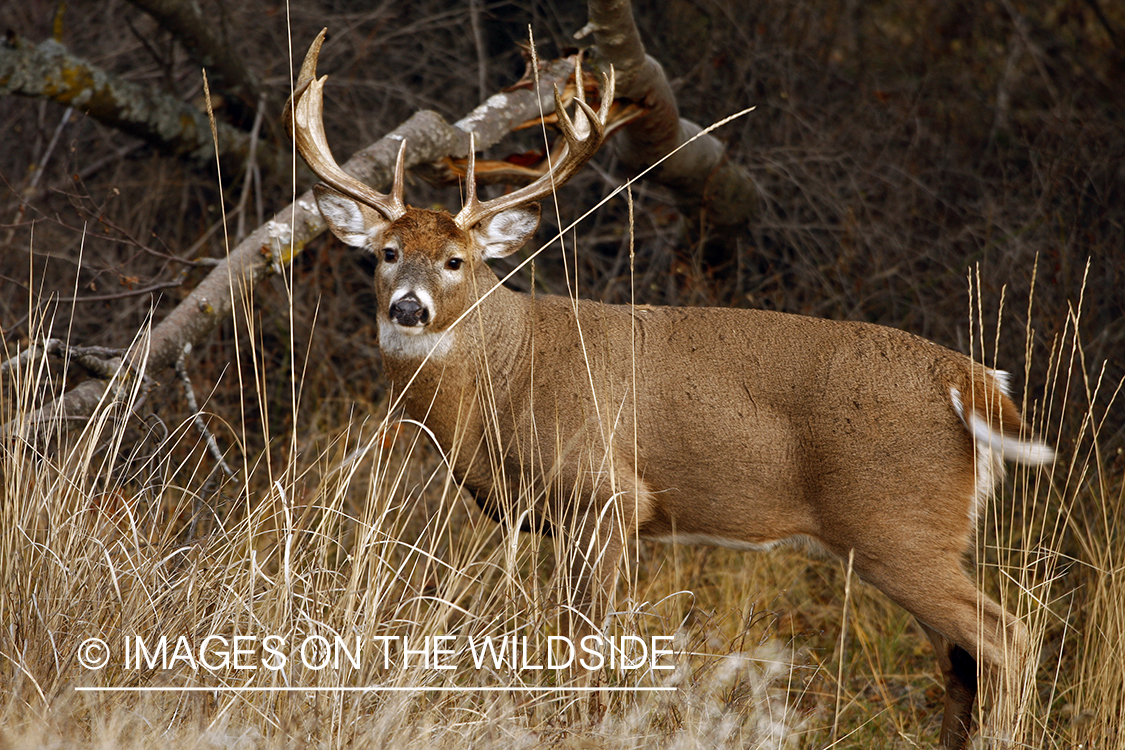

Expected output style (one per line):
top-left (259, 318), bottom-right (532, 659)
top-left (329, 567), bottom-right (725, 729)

top-left (0, 34), bottom-right (277, 171)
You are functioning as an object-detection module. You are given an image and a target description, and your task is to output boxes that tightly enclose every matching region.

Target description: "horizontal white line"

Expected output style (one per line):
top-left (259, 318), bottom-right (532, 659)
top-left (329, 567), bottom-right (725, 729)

top-left (75, 686), bottom-right (676, 693)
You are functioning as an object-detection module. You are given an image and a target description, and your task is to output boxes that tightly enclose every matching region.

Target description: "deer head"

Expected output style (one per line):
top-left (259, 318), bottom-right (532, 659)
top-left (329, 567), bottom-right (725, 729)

top-left (287, 29), bottom-right (612, 347)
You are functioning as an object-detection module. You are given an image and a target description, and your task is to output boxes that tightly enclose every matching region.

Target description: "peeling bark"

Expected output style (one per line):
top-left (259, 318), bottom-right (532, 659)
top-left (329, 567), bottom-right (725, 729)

top-left (583, 0), bottom-right (758, 245)
top-left (7, 56), bottom-right (576, 437)
top-left (0, 34), bottom-right (279, 173)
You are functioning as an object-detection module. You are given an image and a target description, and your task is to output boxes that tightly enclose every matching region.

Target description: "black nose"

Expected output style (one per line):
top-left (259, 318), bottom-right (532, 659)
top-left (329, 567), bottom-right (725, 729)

top-left (389, 295), bottom-right (429, 327)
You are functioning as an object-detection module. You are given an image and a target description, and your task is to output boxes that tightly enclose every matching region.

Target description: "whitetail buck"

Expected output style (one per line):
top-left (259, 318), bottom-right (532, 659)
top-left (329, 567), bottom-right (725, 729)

top-left (288, 30), bottom-right (1053, 749)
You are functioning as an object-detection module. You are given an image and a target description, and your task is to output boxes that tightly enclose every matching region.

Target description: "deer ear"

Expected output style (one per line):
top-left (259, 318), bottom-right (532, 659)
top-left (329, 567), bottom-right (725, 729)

top-left (314, 185), bottom-right (390, 249)
top-left (471, 203), bottom-right (541, 259)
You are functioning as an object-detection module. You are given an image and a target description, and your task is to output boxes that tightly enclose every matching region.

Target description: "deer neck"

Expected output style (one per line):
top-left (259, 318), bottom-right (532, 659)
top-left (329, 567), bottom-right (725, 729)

top-left (380, 276), bottom-right (533, 435)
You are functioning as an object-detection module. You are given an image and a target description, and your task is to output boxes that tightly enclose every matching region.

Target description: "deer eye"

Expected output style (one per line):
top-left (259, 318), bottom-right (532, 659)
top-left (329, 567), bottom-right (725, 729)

top-left (383, 247), bottom-right (397, 263)
top-left (445, 257), bottom-right (463, 271)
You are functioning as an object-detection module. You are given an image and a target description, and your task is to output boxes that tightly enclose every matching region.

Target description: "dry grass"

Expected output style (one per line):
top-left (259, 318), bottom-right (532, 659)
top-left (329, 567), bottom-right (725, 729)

top-left (2, 0), bottom-right (1124, 747)
top-left (0, 307), bottom-right (810, 748)
top-left (0, 215), bottom-right (1120, 749)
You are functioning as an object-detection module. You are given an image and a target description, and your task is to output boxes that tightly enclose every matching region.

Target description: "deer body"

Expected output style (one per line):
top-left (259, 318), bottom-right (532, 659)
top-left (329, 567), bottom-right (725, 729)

top-left (371, 245), bottom-right (1045, 687)
top-left (288, 30), bottom-right (1052, 749)
top-left (391, 285), bottom-right (988, 554)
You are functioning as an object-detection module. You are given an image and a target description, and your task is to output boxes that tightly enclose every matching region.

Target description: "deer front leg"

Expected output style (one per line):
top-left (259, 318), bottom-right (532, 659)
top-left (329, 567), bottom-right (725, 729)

top-left (556, 496), bottom-right (628, 724)
top-left (559, 496), bottom-right (628, 642)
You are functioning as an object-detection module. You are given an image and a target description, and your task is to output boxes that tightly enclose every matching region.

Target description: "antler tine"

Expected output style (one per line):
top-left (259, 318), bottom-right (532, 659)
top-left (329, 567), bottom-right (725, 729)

top-left (461, 132), bottom-right (481, 219)
top-left (453, 59), bottom-right (613, 231)
top-left (390, 138), bottom-right (407, 208)
top-left (283, 28), bottom-right (324, 136)
top-left (289, 30), bottom-right (406, 220)
top-left (599, 65), bottom-right (615, 125)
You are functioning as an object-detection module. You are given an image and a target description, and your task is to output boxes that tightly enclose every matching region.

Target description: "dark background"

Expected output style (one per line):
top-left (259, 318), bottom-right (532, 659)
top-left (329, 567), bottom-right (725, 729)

top-left (2, 0), bottom-right (1122, 455)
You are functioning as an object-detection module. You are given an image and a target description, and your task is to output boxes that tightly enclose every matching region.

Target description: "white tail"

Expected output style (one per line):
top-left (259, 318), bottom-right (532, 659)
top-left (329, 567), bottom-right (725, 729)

top-left (952, 381), bottom-right (1056, 465)
top-left (288, 30), bottom-right (1053, 750)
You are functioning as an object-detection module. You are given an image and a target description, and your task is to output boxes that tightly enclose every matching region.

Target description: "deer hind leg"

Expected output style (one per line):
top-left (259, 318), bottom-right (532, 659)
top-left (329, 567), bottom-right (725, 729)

top-left (845, 545), bottom-right (1029, 750)
top-left (919, 622), bottom-right (977, 750)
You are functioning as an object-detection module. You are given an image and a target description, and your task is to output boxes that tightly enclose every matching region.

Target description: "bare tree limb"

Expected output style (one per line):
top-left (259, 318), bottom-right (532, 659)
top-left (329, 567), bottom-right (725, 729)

top-left (581, 0), bottom-right (758, 244)
top-left (5, 55), bottom-right (576, 438)
top-left (0, 34), bottom-right (281, 174)
top-left (124, 0), bottom-right (265, 109)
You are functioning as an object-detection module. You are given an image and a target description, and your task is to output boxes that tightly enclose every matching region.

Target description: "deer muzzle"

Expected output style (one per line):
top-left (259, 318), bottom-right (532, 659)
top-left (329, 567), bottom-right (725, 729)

top-left (389, 294), bottom-right (430, 328)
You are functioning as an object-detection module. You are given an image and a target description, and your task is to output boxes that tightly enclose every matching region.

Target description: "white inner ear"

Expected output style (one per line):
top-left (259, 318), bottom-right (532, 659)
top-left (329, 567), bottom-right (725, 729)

top-left (316, 189), bottom-right (388, 248)
top-left (474, 205), bottom-right (540, 259)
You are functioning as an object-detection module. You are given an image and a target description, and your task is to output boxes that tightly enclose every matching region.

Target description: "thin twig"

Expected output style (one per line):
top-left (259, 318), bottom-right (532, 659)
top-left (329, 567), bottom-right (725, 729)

top-left (43, 278), bottom-right (187, 305)
top-left (175, 344), bottom-right (236, 481)
top-left (235, 94), bottom-right (268, 242)
top-left (469, 0), bottom-right (488, 103)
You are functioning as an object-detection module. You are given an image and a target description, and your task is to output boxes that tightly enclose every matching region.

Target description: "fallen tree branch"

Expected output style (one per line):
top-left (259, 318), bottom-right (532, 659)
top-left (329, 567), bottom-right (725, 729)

top-left (5, 54), bottom-right (576, 439)
top-left (0, 34), bottom-right (281, 174)
top-left (581, 0), bottom-right (758, 244)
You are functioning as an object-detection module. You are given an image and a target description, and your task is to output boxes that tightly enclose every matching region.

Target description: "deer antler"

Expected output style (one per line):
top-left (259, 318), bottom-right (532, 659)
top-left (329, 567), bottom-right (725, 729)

top-left (287, 31), bottom-right (611, 227)
top-left (453, 57), bottom-right (614, 231)
top-left (286, 29), bottom-right (407, 221)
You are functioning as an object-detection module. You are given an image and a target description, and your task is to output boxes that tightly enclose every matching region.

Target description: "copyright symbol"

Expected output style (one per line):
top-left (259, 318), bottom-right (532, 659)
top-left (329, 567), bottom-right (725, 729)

top-left (77, 638), bottom-right (110, 670)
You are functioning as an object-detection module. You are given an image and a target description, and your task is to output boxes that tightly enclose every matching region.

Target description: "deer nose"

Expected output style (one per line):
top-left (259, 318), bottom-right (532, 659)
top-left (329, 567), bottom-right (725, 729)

top-left (389, 295), bottom-right (430, 327)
